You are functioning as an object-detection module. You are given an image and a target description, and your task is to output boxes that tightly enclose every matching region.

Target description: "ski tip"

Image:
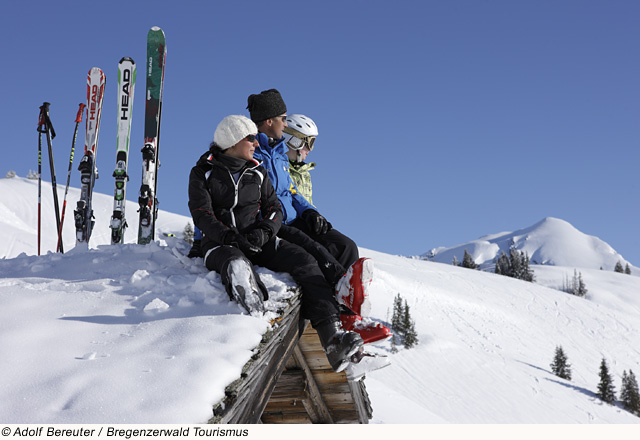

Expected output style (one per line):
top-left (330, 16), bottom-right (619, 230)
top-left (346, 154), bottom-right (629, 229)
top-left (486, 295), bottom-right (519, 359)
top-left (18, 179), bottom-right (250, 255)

top-left (150, 26), bottom-right (163, 32)
top-left (119, 56), bottom-right (135, 64)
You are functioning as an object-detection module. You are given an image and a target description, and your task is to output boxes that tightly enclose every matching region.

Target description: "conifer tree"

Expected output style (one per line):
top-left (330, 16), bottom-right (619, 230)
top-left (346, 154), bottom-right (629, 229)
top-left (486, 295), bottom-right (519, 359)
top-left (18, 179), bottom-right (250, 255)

top-left (625, 264), bottom-right (632, 275)
top-left (452, 256), bottom-right (459, 267)
top-left (462, 249), bottom-right (478, 269)
top-left (402, 300), bottom-right (419, 349)
top-left (390, 333), bottom-right (399, 354)
top-left (614, 261), bottom-right (624, 273)
top-left (621, 370), bottom-right (640, 416)
top-left (597, 358), bottom-right (616, 404)
top-left (183, 222), bottom-right (195, 245)
top-left (495, 252), bottom-right (510, 276)
top-left (391, 294), bottom-right (405, 335)
top-left (577, 271), bottom-right (587, 297)
top-left (550, 346), bottom-right (572, 380)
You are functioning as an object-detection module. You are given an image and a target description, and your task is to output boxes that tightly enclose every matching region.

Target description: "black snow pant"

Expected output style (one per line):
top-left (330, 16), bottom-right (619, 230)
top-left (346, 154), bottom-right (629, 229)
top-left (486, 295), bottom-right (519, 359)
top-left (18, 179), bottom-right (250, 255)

top-left (289, 218), bottom-right (359, 270)
top-left (203, 238), bottom-right (340, 326)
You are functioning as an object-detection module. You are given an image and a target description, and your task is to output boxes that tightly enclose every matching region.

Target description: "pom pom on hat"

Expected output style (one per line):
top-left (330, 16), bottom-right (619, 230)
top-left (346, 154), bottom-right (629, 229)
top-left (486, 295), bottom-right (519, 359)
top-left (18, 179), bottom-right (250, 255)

top-left (246, 89), bottom-right (287, 123)
top-left (214, 115), bottom-right (258, 150)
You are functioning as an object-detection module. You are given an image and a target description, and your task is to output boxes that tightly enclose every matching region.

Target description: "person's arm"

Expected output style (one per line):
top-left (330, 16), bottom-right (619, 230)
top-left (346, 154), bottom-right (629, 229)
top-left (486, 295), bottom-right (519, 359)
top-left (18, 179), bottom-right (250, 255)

top-left (187, 162), bottom-right (231, 245)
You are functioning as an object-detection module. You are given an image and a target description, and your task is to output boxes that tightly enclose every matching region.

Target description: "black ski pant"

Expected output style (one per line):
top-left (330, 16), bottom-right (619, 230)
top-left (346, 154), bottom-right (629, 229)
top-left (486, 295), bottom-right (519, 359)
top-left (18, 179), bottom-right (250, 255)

top-left (203, 238), bottom-right (340, 326)
top-left (289, 218), bottom-right (359, 270)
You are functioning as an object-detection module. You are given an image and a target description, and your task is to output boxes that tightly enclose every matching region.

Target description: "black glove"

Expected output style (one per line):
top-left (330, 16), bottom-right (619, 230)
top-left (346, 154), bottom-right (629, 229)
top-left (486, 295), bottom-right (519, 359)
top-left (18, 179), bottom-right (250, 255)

top-left (245, 228), bottom-right (270, 249)
top-left (224, 231), bottom-right (262, 256)
top-left (303, 210), bottom-right (329, 235)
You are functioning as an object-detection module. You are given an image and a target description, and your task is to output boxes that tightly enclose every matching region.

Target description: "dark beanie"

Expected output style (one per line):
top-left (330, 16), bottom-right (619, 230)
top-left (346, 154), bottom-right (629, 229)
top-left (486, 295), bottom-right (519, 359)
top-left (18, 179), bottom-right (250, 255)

top-left (246, 89), bottom-right (287, 123)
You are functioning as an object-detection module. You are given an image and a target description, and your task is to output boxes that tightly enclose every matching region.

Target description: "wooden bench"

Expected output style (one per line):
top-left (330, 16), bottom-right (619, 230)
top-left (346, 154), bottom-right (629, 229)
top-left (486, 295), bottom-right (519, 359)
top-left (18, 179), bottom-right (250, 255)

top-left (210, 290), bottom-right (372, 424)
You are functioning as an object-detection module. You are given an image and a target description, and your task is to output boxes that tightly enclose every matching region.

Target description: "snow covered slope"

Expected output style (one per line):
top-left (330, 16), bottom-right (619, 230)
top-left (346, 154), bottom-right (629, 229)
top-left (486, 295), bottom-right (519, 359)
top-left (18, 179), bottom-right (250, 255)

top-left (1, 175), bottom-right (639, 423)
top-left (426, 217), bottom-right (635, 271)
top-left (0, 176), bottom-right (189, 258)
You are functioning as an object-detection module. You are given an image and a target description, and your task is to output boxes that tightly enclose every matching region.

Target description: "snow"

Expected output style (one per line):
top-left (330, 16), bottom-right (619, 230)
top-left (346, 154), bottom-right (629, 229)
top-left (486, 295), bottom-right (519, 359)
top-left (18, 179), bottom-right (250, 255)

top-left (1, 175), bottom-right (640, 424)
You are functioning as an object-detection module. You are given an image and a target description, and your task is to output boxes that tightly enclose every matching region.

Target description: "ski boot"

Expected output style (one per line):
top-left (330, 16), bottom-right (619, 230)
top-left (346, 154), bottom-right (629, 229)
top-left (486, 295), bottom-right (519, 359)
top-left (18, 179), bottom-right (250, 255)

top-left (336, 258), bottom-right (392, 343)
top-left (224, 258), bottom-right (266, 315)
top-left (340, 313), bottom-right (392, 344)
top-left (345, 348), bottom-right (391, 381)
top-left (315, 318), bottom-right (364, 373)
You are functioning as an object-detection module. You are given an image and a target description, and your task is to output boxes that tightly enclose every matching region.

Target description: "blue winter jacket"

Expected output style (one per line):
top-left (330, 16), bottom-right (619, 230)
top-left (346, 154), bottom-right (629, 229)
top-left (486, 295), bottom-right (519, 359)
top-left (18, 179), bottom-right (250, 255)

top-left (253, 133), bottom-right (315, 224)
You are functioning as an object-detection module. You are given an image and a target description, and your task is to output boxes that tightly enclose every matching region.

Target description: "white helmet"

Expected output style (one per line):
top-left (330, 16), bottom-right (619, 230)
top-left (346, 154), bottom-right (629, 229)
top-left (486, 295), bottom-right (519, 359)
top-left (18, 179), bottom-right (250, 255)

top-left (283, 114), bottom-right (318, 151)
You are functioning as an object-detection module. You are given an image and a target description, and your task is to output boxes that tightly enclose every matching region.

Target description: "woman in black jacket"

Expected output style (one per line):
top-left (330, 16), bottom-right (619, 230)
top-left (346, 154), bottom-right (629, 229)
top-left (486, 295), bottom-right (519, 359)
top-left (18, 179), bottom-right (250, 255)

top-left (188, 115), bottom-right (363, 372)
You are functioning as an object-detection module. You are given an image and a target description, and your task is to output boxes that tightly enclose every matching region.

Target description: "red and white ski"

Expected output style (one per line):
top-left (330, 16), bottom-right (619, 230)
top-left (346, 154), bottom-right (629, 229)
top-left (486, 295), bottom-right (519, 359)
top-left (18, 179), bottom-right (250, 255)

top-left (74, 67), bottom-right (105, 247)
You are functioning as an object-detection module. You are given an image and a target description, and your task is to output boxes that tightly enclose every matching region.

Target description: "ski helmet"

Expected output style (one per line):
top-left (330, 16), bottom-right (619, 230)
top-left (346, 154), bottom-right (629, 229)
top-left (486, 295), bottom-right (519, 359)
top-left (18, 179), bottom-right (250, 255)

top-left (283, 114), bottom-right (318, 152)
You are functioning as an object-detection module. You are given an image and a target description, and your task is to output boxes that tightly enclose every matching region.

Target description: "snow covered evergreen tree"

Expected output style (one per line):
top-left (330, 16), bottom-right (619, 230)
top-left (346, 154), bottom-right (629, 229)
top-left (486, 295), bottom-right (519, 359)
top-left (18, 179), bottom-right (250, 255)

top-left (462, 249), bottom-right (478, 269)
top-left (621, 370), bottom-right (640, 416)
top-left (614, 261), bottom-right (624, 273)
top-left (402, 299), bottom-right (419, 349)
top-left (452, 256), bottom-right (459, 266)
top-left (5, 170), bottom-right (16, 178)
top-left (390, 294), bottom-right (418, 350)
top-left (597, 358), bottom-right (616, 404)
top-left (494, 250), bottom-right (534, 282)
top-left (563, 270), bottom-right (587, 297)
top-left (391, 293), bottom-right (405, 335)
top-left (550, 345), bottom-right (572, 380)
top-left (625, 264), bottom-right (632, 275)
top-left (183, 222), bottom-right (194, 245)
top-left (495, 252), bottom-right (510, 276)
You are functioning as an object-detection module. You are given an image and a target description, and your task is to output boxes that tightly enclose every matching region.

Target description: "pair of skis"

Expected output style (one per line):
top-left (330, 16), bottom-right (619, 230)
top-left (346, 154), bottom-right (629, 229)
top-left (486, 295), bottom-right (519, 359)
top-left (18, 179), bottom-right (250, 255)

top-left (72, 27), bottom-right (165, 248)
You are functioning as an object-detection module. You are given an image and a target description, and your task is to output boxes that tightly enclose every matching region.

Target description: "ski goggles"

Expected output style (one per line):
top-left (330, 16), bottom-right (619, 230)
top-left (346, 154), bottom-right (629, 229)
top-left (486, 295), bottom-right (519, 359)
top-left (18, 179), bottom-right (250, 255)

top-left (284, 128), bottom-right (316, 151)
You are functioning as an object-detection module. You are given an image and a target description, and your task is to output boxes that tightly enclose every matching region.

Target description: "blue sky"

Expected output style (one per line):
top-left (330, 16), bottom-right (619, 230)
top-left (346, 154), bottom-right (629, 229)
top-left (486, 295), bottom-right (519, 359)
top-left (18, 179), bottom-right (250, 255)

top-left (2, 0), bottom-right (638, 265)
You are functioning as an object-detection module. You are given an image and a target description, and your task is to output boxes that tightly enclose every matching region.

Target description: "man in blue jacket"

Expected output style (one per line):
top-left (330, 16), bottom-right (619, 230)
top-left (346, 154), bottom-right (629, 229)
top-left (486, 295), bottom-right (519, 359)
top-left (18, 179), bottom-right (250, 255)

top-left (247, 89), bottom-right (359, 271)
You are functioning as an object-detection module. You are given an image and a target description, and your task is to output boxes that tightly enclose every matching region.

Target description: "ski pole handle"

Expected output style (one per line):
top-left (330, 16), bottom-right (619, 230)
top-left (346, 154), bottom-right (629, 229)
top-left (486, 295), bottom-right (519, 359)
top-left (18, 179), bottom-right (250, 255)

top-left (37, 102), bottom-right (50, 133)
top-left (75, 103), bottom-right (86, 123)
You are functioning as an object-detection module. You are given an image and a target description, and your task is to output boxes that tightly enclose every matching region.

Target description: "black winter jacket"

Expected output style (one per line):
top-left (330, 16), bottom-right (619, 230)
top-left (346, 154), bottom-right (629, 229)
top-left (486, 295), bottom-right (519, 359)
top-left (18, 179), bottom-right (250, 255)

top-left (188, 150), bottom-right (283, 248)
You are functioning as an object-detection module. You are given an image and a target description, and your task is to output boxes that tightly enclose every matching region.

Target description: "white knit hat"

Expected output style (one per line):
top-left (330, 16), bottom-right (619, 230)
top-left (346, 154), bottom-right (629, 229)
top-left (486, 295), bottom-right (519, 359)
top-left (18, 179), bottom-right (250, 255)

top-left (214, 115), bottom-right (258, 150)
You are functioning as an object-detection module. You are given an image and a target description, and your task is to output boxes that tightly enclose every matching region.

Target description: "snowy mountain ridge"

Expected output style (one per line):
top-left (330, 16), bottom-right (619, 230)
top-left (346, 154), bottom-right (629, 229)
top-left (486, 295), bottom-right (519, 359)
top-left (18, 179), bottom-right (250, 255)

top-left (1, 175), bottom-right (639, 424)
top-left (425, 217), bottom-right (635, 272)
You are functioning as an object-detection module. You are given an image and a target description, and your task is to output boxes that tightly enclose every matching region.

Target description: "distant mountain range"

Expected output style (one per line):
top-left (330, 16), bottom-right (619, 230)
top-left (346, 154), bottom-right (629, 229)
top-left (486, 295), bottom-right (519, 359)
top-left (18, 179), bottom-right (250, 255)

top-left (425, 217), bottom-right (634, 271)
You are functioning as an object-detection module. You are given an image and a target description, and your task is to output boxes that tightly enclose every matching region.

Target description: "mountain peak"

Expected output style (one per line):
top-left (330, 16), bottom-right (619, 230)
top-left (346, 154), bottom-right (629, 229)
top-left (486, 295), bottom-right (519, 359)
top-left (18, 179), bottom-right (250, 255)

top-left (426, 217), bottom-right (631, 271)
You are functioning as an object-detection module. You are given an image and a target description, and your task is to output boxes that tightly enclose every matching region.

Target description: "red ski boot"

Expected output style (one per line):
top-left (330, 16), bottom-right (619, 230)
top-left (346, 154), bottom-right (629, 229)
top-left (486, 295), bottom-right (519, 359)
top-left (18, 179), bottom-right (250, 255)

top-left (335, 257), bottom-right (374, 316)
top-left (336, 258), bottom-right (392, 344)
top-left (340, 314), bottom-right (392, 344)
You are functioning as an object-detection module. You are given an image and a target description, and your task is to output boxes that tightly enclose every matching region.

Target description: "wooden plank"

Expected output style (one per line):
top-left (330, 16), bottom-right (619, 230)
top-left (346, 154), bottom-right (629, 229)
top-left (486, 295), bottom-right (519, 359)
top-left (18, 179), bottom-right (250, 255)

top-left (323, 393), bottom-right (355, 407)
top-left (268, 370), bottom-right (307, 402)
top-left (348, 379), bottom-right (373, 423)
top-left (291, 345), bottom-right (334, 424)
top-left (261, 412), bottom-right (312, 424)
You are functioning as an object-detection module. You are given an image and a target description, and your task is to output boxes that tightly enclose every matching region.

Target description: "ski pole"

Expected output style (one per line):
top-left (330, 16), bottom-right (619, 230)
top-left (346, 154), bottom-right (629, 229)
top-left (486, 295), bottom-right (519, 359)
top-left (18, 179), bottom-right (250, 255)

top-left (57, 103), bottom-right (86, 253)
top-left (40, 102), bottom-right (64, 253)
top-left (37, 107), bottom-right (46, 256)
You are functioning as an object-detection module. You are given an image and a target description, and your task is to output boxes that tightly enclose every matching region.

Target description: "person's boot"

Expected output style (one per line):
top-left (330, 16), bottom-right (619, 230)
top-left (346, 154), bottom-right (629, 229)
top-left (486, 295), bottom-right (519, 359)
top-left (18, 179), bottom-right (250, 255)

top-left (315, 318), bottom-right (364, 373)
top-left (335, 257), bottom-right (374, 317)
top-left (224, 258), bottom-right (265, 315)
top-left (340, 314), bottom-right (392, 344)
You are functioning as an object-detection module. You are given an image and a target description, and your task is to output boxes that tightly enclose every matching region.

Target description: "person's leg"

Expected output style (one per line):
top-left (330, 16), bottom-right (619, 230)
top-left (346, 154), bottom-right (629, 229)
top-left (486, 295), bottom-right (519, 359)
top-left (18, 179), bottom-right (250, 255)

top-left (277, 224), bottom-right (346, 285)
top-left (253, 238), bottom-right (340, 323)
top-left (290, 218), bottom-right (359, 269)
top-left (203, 244), bottom-right (266, 313)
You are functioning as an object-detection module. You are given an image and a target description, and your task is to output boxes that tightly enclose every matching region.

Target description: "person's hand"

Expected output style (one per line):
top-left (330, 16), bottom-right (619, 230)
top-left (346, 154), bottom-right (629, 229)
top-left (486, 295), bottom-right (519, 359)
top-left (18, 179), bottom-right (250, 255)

top-left (224, 232), bottom-right (262, 255)
top-left (303, 210), bottom-right (329, 235)
top-left (245, 228), bottom-right (269, 248)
